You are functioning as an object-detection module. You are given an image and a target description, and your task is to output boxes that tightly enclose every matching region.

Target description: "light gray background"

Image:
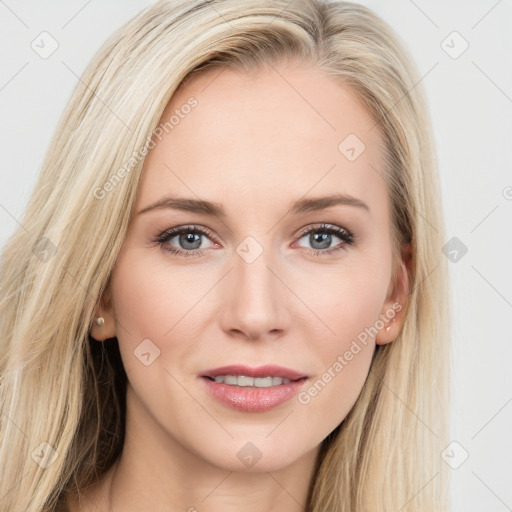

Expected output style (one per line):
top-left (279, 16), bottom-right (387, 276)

top-left (1, 1), bottom-right (511, 510)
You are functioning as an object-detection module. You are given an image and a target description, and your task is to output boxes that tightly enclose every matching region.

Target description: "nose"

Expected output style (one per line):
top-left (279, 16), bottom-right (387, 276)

top-left (219, 241), bottom-right (291, 341)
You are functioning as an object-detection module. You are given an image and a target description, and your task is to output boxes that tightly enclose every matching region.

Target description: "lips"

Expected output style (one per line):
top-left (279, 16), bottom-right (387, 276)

top-left (200, 364), bottom-right (307, 381)
top-left (199, 369), bottom-right (308, 413)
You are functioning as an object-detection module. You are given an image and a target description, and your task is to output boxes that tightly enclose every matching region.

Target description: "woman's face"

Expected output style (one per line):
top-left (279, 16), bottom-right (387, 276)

top-left (99, 62), bottom-right (408, 473)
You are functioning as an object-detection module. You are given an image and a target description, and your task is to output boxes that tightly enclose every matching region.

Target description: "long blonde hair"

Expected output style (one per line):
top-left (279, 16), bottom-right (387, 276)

top-left (0, 1), bottom-right (450, 510)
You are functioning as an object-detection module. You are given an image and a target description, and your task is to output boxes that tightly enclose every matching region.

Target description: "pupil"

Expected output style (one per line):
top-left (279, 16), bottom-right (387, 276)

top-left (180, 232), bottom-right (201, 249)
top-left (311, 232), bottom-right (331, 249)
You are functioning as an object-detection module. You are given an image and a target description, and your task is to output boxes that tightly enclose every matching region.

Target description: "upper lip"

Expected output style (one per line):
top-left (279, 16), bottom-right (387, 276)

top-left (200, 364), bottom-right (307, 381)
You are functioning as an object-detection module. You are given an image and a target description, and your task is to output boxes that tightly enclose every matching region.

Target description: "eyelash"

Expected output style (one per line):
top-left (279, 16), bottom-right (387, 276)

top-left (153, 223), bottom-right (355, 258)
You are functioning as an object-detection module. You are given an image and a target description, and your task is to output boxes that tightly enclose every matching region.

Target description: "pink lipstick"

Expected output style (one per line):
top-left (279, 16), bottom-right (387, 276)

top-left (200, 364), bottom-right (308, 413)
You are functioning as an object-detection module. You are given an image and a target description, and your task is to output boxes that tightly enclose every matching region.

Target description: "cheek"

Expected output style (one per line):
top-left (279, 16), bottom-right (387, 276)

top-left (108, 250), bottom-right (204, 430)
top-left (109, 250), bottom-right (177, 373)
top-left (111, 250), bottom-right (202, 332)
top-left (293, 256), bottom-right (390, 425)
top-left (110, 252), bottom-right (166, 336)
top-left (299, 255), bottom-right (390, 352)
top-left (109, 249), bottom-right (218, 376)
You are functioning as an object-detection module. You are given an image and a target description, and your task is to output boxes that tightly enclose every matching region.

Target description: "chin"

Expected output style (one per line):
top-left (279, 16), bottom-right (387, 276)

top-left (195, 435), bottom-right (314, 474)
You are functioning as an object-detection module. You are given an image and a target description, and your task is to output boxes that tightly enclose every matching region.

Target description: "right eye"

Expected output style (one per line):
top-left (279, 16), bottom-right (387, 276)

top-left (154, 224), bottom-right (217, 257)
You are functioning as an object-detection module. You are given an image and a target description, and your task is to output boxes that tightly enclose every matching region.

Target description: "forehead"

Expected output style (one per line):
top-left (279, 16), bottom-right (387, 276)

top-left (136, 63), bottom-right (387, 218)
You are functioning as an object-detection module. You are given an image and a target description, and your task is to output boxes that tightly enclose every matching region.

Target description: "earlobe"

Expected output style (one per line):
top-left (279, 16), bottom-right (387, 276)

top-left (375, 243), bottom-right (412, 345)
top-left (375, 313), bottom-right (401, 345)
top-left (89, 290), bottom-right (117, 342)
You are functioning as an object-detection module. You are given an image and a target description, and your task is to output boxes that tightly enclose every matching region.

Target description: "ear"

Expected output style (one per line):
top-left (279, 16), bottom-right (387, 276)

top-left (89, 284), bottom-right (117, 342)
top-left (375, 243), bottom-right (412, 345)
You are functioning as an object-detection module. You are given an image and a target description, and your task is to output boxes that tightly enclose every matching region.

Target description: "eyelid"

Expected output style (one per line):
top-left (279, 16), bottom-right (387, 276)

top-left (157, 224), bottom-right (218, 243)
top-left (294, 222), bottom-right (352, 239)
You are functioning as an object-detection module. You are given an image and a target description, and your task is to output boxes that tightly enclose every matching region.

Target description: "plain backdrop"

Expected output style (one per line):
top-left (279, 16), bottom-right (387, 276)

top-left (1, 1), bottom-right (511, 510)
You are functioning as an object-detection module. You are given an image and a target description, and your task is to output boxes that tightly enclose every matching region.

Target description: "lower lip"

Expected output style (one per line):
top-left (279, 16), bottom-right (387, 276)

top-left (200, 377), bottom-right (308, 412)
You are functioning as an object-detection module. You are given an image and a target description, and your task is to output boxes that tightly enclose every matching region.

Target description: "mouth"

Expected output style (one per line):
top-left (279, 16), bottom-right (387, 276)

top-left (202, 375), bottom-right (306, 387)
top-left (199, 364), bottom-right (309, 412)
top-left (200, 364), bottom-right (308, 386)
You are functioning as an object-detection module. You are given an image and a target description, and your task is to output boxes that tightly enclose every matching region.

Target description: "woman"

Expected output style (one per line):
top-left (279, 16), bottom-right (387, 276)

top-left (0, 0), bottom-right (450, 510)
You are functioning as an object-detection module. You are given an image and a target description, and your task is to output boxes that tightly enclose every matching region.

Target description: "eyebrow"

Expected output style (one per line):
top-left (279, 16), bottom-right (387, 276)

top-left (137, 193), bottom-right (369, 217)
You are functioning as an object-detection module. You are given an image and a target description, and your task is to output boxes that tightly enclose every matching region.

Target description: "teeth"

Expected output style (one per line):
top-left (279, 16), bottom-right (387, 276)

top-left (211, 375), bottom-right (292, 387)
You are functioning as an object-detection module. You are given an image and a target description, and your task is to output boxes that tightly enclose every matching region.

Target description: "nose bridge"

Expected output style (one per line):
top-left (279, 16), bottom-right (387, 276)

top-left (221, 235), bottom-right (288, 338)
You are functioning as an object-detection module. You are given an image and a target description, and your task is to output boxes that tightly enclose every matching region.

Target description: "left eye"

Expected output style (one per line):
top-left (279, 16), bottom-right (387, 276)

top-left (294, 224), bottom-right (353, 254)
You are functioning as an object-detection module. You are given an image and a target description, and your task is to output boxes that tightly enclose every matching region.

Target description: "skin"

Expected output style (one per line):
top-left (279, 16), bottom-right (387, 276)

top-left (76, 61), bottom-right (410, 512)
